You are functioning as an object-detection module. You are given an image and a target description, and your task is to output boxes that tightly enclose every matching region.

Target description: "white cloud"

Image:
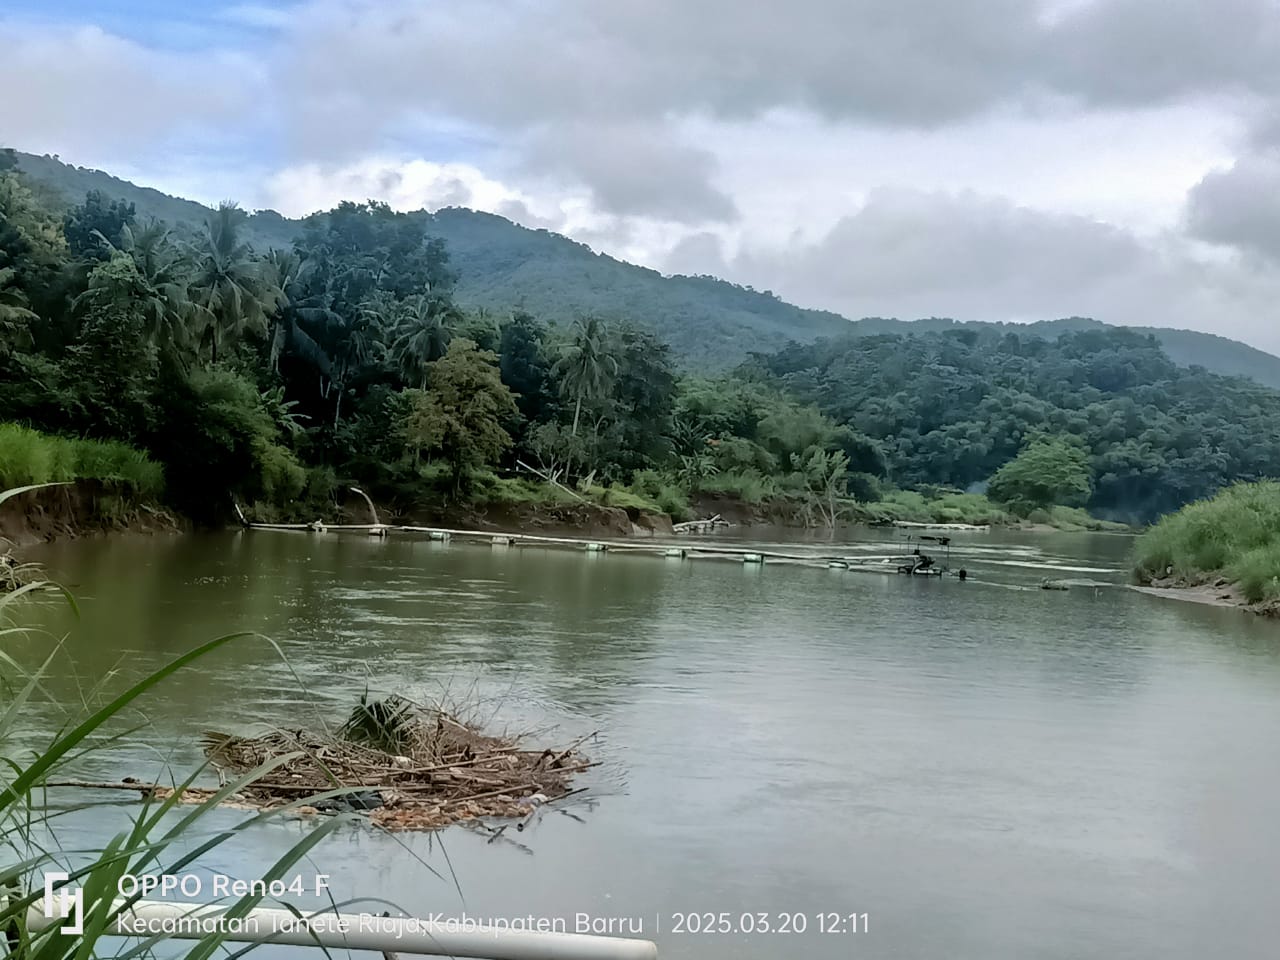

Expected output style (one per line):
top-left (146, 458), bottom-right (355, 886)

top-left (260, 157), bottom-right (535, 218)
top-left (4, 1), bottom-right (1280, 357)
top-left (0, 20), bottom-right (262, 162)
top-left (682, 187), bottom-right (1280, 353)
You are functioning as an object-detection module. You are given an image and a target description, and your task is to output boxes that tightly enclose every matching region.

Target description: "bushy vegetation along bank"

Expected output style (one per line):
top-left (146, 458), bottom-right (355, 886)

top-left (1133, 482), bottom-right (1280, 607)
top-left (0, 423), bottom-right (176, 542)
top-left (0, 422), bottom-right (163, 496)
top-left (0, 147), bottom-right (1258, 533)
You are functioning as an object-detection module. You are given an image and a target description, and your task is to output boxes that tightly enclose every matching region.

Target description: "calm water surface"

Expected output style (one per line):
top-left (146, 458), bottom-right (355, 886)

top-left (13, 527), bottom-right (1280, 959)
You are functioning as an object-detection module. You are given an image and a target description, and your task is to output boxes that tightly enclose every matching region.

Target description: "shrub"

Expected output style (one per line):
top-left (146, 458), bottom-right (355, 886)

top-left (1133, 481), bottom-right (1280, 601)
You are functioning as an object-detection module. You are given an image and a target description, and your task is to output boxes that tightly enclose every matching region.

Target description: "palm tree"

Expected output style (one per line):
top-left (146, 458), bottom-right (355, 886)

top-left (553, 317), bottom-right (618, 436)
top-left (330, 308), bottom-right (384, 427)
top-left (189, 202), bottom-right (280, 364)
top-left (105, 222), bottom-right (194, 363)
top-left (389, 292), bottom-right (459, 388)
top-left (262, 249), bottom-right (339, 382)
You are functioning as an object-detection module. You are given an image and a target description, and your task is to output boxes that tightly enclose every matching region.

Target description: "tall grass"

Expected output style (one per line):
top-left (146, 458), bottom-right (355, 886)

top-left (1133, 481), bottom-right (1280, 602)
top-left (0, 489), bottom-right (363, 957)
top-left (695, 470), bottom-right (777, 503)
top-left (0, 424), bottom-right (164, 499)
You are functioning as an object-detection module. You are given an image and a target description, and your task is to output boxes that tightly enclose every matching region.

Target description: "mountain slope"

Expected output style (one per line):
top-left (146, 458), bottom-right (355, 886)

top-left (843, 316), bottom-right (1280, 388)
top-left (15, 150), bottom-right (1280, 385)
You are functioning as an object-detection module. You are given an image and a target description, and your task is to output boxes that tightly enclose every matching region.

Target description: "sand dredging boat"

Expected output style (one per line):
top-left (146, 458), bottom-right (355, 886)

top-left (50, 695), bottom-right (597, 833)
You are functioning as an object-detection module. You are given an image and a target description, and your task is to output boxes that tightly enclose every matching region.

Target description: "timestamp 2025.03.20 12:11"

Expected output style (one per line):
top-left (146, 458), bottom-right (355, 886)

top-left (667, 912), bottom-right (869, 935)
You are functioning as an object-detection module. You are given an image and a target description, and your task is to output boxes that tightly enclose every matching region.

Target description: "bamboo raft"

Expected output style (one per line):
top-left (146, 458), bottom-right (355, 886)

top-left (244, 519), bottom-right (976, 578)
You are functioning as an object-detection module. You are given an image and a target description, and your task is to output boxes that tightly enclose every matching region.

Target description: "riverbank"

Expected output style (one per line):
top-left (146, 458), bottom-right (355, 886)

top-left (1131, 481), bottom-right (1280, 618)
top-left (0, 481), bottom-right (183, 548)
top-left (1131, 579), bottom-right (1280, 618)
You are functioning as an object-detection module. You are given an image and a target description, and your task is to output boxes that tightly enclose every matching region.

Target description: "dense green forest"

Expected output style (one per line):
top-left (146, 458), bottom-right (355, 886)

top-left (3, 147), bottom-right (1279, 529)
top-left (15, 150), bottom-right (1280, 386)
top-left (747, 330), bottom-right (1280, 521)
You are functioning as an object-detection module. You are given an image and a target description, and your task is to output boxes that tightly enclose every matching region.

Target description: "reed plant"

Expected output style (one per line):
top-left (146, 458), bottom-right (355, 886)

top-left (0, 487), bottom-right (364, 958)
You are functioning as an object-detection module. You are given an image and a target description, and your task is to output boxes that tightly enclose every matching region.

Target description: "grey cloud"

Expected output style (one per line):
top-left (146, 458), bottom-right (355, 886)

top-left (677, 188), bottom-right (1280, 353)
top-left (1187, 155), bottom-right (1280, 262)
top-left (524, 123), bottom-right (737, 224)
top-left (285, 0), bottom-right (1280, 140)
top-left (1042, 0), bottom-right (1280, 107)
top-left (494, 200), bottom-right (566, 232)
top-left (284, 0), bottom-right (1038, 135)
top-left (732, 188), bottom-right (1143, 311)
top-left (665, 232), bottom-right (730, 278)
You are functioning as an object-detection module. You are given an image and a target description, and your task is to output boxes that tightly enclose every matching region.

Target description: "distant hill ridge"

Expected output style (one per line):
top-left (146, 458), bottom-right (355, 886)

top-left (15, 150), bottom-right (1280, 387)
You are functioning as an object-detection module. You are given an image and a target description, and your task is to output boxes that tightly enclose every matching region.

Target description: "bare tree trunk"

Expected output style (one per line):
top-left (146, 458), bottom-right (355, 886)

top-left (571, 396), bottom-right (582, 436)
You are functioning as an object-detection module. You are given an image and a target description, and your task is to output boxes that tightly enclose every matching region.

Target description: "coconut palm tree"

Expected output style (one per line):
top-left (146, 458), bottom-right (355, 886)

top-left (262, 248), bottom-right (340, 383)
top-left (103, 221), bottom-right (195, 363)
top-left (189, 202), bottom-right (280, 364)
top-left (329, 308), bottom-right (385, 427)
top-left (389, 292), bottom-right (460, 388)
top-left (553, 316), bottom-right (618, 436)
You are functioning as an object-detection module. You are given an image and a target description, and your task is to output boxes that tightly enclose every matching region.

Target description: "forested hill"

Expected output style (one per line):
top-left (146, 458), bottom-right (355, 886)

top-left (747, 327), bottom-right (1280, 522)
top-left (12, 152), bottom-right (850, 367)
top-left (14, 150), bottom-right (1280, 385)
top-left (843, 317), bottom-right (1280, 391)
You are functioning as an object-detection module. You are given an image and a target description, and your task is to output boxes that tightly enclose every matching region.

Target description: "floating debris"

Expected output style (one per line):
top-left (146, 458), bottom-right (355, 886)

top-left (48, 697), bottom-right (597, 834)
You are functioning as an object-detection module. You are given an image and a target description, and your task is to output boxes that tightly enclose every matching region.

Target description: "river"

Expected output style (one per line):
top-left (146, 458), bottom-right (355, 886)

top-left (12, 527), bottom-right (1280, 959)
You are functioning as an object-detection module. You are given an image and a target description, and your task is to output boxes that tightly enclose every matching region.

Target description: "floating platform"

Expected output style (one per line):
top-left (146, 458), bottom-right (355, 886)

top-left (244, 520), bottom-right (977, 581)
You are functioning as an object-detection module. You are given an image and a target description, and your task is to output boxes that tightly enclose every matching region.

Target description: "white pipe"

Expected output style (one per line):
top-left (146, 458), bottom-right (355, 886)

top-left (27, 900), bottom-right (657, 960)
top-left (349, 486), bottom-right (380, 526)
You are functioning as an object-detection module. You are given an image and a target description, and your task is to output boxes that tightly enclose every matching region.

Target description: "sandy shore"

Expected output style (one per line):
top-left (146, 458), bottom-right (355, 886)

top-left (1130, 580), bottom-right (1278, 617)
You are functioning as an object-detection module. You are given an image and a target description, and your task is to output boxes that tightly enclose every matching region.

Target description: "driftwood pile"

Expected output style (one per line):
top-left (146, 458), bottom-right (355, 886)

top-left (48, 696), bottom-right (595, 833)
top-left (194, 696), bottom-right (595, 832)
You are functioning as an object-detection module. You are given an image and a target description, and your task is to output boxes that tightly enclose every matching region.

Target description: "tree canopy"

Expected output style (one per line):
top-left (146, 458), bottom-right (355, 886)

top-left (2, 152), bottom-right (1279, 528)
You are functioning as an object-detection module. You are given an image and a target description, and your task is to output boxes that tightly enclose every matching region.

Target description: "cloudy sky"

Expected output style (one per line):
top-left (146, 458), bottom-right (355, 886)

top-left (4, 0), bottom-right (1280, 352)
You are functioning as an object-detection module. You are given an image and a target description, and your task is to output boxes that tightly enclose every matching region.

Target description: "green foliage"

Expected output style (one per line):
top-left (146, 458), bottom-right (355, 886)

top-left (471, 475), bottom-right (582, 508)
top-left (1133, 481), bottom-right (1280, 602)
top-left (627, 469), bottom-right (693, 521)
top-left (404, 339), bottom-right (520, 496)
top-left (553, 316), bottom-right (618, 436)
top-left (19, 152), bottom-right (1280, 387)
top-left (0, 423), bottom-right (163, 497)
top-left (792, 447), bottom-right (851, 527)
top-left (986, 435), bottom-right (1093, 515)
top-left (152, 369), bottom-right (302, 518)
top-left (499, 311), bottom-right (555, 424)
top-left (340, 692), bottom-right (413, 752)
top-left (189, 202), bottom-right (280, 364)
top-left (5, 151), bottom-right (1280, 531)
top-left (697, 469), bottom-right (779, 503)
top-left (846, 471), bottom-right (882, 502)
top-left (62, 188), bottom-right (135, 259)
top-left (753, 327), bottom-right (1280, 522)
